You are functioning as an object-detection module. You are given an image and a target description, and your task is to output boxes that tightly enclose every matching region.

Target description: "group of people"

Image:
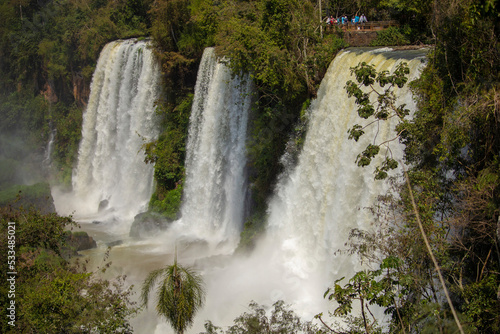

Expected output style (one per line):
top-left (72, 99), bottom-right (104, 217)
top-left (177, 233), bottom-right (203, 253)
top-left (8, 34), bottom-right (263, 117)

top-left (326, 14), bottom-right (368, 28)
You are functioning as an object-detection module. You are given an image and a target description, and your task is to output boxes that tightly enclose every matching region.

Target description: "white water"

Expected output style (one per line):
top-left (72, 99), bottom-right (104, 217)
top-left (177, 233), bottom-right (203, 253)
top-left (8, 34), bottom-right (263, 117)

top-left (258, 47), bottom-right (427, 316)
top-left (60, 47), bottom-right (427, 333)
top-left (75, 47), bottom-right (255, 333)
top-left (53, 39), bottom-right (160, 233)
top-left (190, 47), bottom-right (428, 330)
top-left (43, 127), bottom-right (56, 166)
top-left (172, 47), bottom-right (253, 251)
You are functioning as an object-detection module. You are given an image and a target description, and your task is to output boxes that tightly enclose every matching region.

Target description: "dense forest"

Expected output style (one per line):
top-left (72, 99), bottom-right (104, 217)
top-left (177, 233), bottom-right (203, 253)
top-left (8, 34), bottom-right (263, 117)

top-left (1, 0), bottom-right (499, 333)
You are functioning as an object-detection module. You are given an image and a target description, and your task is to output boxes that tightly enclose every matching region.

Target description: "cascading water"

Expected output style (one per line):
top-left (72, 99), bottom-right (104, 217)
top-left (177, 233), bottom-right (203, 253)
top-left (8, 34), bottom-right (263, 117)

top-left (43, 126), bottom-right (56, 167)
top-left (257, 48), bottom-right (427, 314)
top-left (55, 46), bottom-right (427, 333)
top-left (53, 39), bottom-right (160, 231)
top-left (164, 48), bottom-right (428, 332)
top-left (174, 47), bottom-right (253, 250)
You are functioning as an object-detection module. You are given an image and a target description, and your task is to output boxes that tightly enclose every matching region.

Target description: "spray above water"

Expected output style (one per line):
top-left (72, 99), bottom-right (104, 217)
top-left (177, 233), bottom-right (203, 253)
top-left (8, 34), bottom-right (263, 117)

top-left (53, 39), bottom-right (161, 231)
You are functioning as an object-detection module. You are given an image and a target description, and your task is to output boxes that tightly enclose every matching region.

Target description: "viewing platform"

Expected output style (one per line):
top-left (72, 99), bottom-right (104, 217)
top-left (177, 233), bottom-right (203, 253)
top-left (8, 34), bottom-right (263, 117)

top-left (323, 20), bottom-right (401, 46)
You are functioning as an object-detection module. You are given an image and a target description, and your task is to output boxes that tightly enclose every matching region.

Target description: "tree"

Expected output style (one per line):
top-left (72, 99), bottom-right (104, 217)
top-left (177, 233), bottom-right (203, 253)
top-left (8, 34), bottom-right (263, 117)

top-left (320, 257), bottom-right (404, 334)
top-left (0, 206), bottom-right (138, 334)
top-left (141, 254), bottom-right (206, 334)
top-left (202, 300), bottom-right (324, 334)
top-left (342, 60), bottom-right (469, 333)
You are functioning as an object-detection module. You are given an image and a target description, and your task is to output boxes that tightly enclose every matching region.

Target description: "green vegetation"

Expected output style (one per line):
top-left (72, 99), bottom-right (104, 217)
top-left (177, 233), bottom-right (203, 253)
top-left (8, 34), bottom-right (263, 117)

top-left (0, 206), bottom-right (138, 333)
top-left (0, 0), bottom-right (154, 190)
top-left (0, 0), bottom-right (499, 332)
top-left (141, 256), bottom-right (206, 334)
top-left (0, 182), bottom-right (54, 213)
top-left (144, 93), bottom-right (193, 218)
top-left (148, 184), bottom-right (183, 220)
top-left (236, 211), bottom-right (267, 253)
top-left (345, 61), bottom-right (410, 180)
top-left (332, 1), bottom-right (500, 332)
top-left (202, 300), bottom-right (324, 333)
top-left (370, 26), bottom-right (411, 46)
top-left (320, 256), bottom-right (405, 333)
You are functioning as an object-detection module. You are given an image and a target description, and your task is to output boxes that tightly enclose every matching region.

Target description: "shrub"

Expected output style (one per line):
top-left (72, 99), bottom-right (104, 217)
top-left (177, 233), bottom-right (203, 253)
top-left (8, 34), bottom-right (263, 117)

top-left (370, 26), bottom-right (410, 46)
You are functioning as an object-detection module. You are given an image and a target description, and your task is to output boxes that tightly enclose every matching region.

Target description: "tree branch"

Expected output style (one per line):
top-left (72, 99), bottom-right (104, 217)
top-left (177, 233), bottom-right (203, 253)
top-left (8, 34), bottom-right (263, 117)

top-left (316, 314), bottom-right (346, 334)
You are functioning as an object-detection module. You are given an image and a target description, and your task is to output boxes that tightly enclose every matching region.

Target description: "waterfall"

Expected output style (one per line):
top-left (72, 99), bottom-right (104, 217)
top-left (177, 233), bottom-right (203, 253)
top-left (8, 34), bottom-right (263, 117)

top-left (51, 46), bottom-right (428, 332)
top-left (170, 48), bottom-right (428, 329)
top-left (60, 39), bottom-right (160, 227)
top-left (43, 126), bottom-right (56, 167)
top-left (176, 47), bottom-right (253, 249)
top-left (265, 48), bottom-right (427, 289)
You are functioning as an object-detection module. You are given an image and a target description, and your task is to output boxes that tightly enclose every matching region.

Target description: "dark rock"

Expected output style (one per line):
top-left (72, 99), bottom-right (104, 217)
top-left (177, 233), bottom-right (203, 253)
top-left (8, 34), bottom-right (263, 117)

top-left (129, 211), bottom-right (171, 238)
top-left (98, 199), bottom-right (109, 212)
top-left (65, 231), bottom-right (97, 252)
top-left (106, 240), bottom-right (123, 247)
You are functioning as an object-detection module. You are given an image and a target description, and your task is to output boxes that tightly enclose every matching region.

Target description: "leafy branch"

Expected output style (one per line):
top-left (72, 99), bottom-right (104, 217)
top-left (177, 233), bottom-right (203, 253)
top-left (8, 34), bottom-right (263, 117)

top-left (320, 256), bottom-right (407, 334)
top-left (345, 61), bottom-right (411, 180)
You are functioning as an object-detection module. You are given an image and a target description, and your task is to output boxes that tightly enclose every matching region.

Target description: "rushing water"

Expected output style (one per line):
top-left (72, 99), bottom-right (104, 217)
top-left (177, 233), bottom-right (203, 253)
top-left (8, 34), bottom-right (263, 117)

top-left (53, 39), bottom-right (160, 233)
top-left (43, 127), bottom-right (56, 167)
top-left (70, 47), bottom-right (255, 333)
top-left (237, 48), bottom-right (428, 323)
top-left (176, 47), bottom-right (427, 332)
top-left (173, 47), bottom-right (253, 252)
top-left (266, 47), bottom-right (427, 282)
top-left (56, 46), bottom-right (427, 333)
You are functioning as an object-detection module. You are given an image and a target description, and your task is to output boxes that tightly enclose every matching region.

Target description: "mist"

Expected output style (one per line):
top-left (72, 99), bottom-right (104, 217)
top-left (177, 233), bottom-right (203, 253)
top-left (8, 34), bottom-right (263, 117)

top-left (0, 133), bottom-right (48, 188)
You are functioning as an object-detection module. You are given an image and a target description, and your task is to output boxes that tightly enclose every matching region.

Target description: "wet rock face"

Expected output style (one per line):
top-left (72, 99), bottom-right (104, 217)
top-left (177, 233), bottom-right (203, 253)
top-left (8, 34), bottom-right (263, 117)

top-left (343, 31), bottom-right (379, 46)
top-left (129, 211), bottom-right (171, 238)
top-left (72, 72), bottom-right (90, 107)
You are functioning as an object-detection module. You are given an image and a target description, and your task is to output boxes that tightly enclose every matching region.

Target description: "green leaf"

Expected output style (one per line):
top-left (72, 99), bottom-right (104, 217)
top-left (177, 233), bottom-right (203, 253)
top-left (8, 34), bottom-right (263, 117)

top-left (358, 103), bottom-right (375, 119)
top-left (348, 124), bottom-right (365, 141)
top-left (374, 168), bottom-right (388, 180)
top-left (357, 155), bottom-right (372, 167)
top-left (357, 144), bottom-right (380, 167)
top-left (351, 62), bottom-right (376, 86)
top-left (377, 70), bottom-right (391, 87)
top-left (380, 256), bottom-right (403, 269)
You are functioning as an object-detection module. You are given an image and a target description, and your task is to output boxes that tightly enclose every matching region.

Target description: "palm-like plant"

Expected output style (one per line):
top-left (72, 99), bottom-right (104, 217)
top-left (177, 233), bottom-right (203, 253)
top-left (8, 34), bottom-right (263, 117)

top-left (141, 255), bottom-right (205, 334)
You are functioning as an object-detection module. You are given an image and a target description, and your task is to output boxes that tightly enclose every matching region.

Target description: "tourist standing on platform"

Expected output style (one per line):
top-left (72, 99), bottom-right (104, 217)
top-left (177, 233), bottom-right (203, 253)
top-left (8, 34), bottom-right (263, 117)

top-left (359, 14), bottom-right (367, 29)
